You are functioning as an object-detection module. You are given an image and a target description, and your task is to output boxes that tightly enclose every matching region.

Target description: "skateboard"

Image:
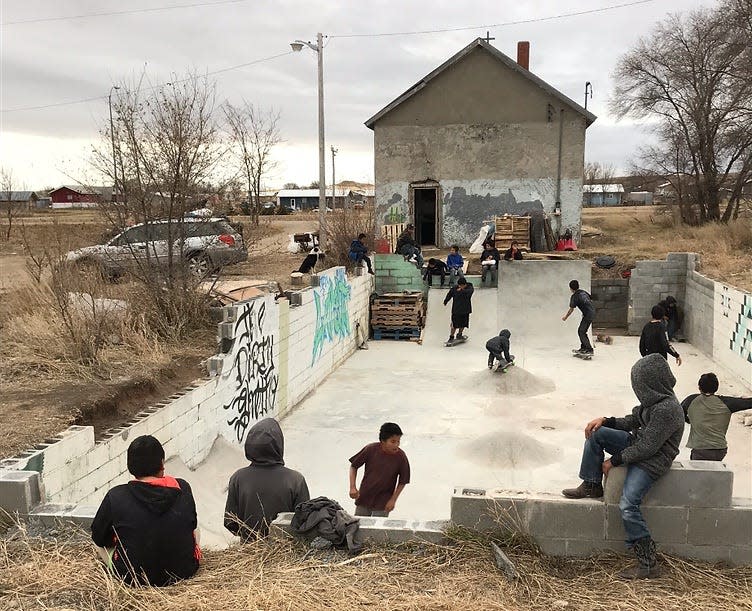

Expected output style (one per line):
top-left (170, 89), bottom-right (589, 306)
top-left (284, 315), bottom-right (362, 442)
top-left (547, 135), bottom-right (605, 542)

top-left (493, 358), bottom-right (515, 373)
top-left (573, 352), bottom-right (593, 360)
top-left (445, 336), bottom-right (468, 347)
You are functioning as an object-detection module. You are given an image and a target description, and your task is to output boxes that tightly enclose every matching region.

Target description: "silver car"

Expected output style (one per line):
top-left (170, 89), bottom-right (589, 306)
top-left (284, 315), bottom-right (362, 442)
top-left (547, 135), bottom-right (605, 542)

top-left (66, 217), bottom-right (247, 278)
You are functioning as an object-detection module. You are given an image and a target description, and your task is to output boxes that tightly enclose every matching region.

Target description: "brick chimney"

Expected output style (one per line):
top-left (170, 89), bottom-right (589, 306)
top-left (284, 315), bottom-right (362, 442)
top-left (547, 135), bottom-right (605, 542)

top-left (517, 41), bottom-right (530, 70)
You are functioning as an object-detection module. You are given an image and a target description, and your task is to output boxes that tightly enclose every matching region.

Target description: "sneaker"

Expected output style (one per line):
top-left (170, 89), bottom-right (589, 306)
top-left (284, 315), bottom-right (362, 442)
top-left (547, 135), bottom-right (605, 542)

top-left (572, 348), bottom-right (586, 354)
top-left (448, 336), bottom-right (455, 343)
top-left (582, 349), bottom-right (594, 355)
top-left (458, 334), bottom-right (467, 340)
top-left (409, 255), bottom-right (417, 263)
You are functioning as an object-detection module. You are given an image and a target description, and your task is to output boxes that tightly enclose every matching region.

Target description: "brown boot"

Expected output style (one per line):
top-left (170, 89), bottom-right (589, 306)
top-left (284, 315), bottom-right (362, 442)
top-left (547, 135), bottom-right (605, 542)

top-left (561, 481), bottom-right (603, 499)
top-left (618, 536), bottom-right (661, 579)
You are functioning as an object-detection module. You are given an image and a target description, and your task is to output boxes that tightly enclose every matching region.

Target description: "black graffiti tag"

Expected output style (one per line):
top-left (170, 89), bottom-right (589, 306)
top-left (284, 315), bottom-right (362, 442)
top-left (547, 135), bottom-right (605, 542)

top-left (222, 300), bottom-right (278, 443)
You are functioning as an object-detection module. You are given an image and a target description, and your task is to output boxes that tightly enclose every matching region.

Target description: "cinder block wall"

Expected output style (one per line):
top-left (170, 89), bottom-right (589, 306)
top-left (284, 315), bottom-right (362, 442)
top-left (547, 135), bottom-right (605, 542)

top-left (0, 267), bottom-right (374, 519)
top-left (451, 461), bottom-right (751, 566)
top-left (591, 278), bottom-right (629, 328)
top-left (374, 254), bottom-right (426, 294)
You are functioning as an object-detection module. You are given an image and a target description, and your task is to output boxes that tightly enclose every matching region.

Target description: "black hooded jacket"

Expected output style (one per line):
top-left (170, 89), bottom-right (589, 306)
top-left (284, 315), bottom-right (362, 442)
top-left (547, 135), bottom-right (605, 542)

top-left (224, 418), bottom-right (310, 539)
top-left (605, 354), bottom-right (685, 480)
top-left (91, 477), bottom-right (199, 586)
top-left (443, 283), bottom-right (474, 314)
top-left (485, 329), bottom-right (511, 361)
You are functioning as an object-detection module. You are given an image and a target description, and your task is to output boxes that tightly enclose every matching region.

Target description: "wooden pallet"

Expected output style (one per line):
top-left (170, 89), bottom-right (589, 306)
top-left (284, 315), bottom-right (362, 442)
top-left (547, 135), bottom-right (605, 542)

top-left (371, 317), bottom-right (424, 327)
top-left (372, 327), bottom-right (421, 340)
top-left (382, 223), bottom-right (407, 253)
top-left (494, 215), bottom-right (531, 251)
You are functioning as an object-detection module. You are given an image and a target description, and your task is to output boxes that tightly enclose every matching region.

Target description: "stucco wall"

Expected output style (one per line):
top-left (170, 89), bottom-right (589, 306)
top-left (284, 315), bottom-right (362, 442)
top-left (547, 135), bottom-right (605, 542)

top-left (0, 268), bottom-right (374, 514)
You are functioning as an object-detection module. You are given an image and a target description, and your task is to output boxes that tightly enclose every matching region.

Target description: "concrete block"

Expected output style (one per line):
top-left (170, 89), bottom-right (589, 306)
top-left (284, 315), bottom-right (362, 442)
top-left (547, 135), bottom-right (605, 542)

top-left (660, 543), bottom-right (731, 564)
top-left (686, 506), bottom-right (752, 547)
top-left (526, 498), bottom-right (604, 539)
top-left (604, 461), bottom-right (733, 508)
top-left (606, 505), bottom-right (688, 544)
top-left (28, 503), bottom-right (77, 527)
top-left (537, 537), bottom-right (623, 557)
top-left (729, 546), bottom-right (752, 566)
top-left (0, 470), bottom-right (42, 515)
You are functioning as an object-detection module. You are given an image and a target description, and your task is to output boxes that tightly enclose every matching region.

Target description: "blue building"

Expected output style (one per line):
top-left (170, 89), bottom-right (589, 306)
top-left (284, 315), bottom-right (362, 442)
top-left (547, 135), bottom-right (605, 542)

top-left (582, 184), bottom-right (624, 207)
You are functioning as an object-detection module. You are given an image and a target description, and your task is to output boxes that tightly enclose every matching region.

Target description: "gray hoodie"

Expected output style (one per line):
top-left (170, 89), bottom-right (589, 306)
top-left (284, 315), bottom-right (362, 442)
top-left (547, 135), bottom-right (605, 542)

top-left (224, 418), bottom-right (310, 538)
top-left (485, 329), bottom-right (511, 362)
top-left (606, 354), bottom-right (685, 480)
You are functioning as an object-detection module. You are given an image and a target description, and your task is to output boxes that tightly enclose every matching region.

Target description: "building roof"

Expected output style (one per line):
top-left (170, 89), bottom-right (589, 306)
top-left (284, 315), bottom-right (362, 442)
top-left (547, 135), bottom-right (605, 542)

top-left (365, 38), bottom-right (597, 129)
top-left (582, 184), bottom-right (625, 193)
top-left (277, 189), bottom-right (322, 198)
top-left (1, 190), bottom-right (38, 201)
top-left (50, 185), bottom-right (113, 196)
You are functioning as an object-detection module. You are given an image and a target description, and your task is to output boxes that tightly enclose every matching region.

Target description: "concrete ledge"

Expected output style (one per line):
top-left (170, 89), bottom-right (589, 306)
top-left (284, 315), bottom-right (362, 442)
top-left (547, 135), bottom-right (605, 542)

top-left (28, 503), bottom-right (96, 528)
top-left (271, 512), bottom-right (448, 544)
top-left (0, 470), bottom-right (42, 516)
top-left (604, 461), bottom-right (733, 508)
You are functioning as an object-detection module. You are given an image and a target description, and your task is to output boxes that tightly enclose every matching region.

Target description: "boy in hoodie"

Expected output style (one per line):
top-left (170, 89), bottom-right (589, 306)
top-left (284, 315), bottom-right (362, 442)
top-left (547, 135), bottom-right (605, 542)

top-left (443, 277), bottom-right (474, 343)
top-left (562, 354), bottom-right (685, 579)
top-left (91, 435), bottom-right (200, 586)
top-left (658, 295), bottom-right (683, 341)
top-left (424, 257), bottom-right (449, 287)
top-left (446, 245), bottom-right (464, 287)
top-left (562, 279), bottom-right (595, 356)
top-left (348, 233), bottom-right (374, 274)
top-left (224, 418), bottom-right (310, 539)
top-left (640, 305), bottom-right (681, 366)
top-left (349, 422), bottom-right (410, 517)
top-left (486, 329), bottom-right (513, 369)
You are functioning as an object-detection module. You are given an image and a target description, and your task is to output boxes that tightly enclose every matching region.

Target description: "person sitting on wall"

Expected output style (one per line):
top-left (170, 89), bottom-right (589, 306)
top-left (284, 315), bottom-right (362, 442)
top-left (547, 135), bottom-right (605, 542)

top-left (90, 435), bottom-right (201, 586)
top-left (446, 245), bottom-right (464, 287)
top-left (561, 354), bottom-right (685, 579)
top-left (639, 305), bottom-right (682, 367)
top-left (424, 257), bottom-right (448, 288)
top-left (682, 372), bottom-right (752, 461)
top-left (480, 241), bottom-right (501, 285)
top-left (348, 233), bottom-right (374, 274)
top-left (224, 418), bottom-right (310, 540)
top-left (658, 295), bottom-right (683, 341)
top-left (395, 224), bottom-right (423, 268)
top-left (503, 240), bottom-right (524, 261)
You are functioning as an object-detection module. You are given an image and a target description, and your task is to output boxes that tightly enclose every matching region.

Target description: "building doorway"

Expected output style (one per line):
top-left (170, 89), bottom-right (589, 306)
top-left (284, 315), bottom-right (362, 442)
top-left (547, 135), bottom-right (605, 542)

top-left (414, 188), bottom-right (437, 246)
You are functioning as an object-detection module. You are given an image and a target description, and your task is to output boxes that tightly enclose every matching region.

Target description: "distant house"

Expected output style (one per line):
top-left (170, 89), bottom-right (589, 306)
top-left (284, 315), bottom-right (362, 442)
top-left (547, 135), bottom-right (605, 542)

top-left (276, 186), bottom-right (374, 211)
top-left (625, 191), bottom-right (654, 206)
top-left (582, 184), bottom-right (624, 207)
top-left (49, 185), bottom-right (114, 209)
top-left (0, 191), bottom-right (39, 212)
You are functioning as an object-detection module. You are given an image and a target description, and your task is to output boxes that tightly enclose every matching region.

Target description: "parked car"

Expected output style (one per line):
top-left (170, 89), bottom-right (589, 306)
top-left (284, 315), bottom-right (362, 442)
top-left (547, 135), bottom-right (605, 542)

top-left (65, 217), bottom-right (247, 278)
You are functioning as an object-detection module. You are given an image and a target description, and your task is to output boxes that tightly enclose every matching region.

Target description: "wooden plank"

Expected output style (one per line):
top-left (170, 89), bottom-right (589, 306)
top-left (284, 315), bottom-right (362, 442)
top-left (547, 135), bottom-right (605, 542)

top-left (382, 222), bottom-right (406, 253)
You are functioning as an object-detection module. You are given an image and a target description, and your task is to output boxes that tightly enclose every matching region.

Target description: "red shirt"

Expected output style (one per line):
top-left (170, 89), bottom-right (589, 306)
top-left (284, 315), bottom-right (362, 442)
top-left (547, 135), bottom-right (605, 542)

top-left (349, 442), bottom-right (410, 510)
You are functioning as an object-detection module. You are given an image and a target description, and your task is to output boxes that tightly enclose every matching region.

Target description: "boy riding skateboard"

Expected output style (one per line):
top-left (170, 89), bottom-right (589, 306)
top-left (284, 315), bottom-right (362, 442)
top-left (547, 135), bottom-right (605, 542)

top-left (486, 329), bottom-right (514, 371)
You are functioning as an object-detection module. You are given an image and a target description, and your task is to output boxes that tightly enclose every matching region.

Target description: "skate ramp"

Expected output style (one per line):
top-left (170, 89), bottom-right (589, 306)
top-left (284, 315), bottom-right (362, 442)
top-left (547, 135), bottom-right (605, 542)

top-left (497, 260), bottom-right (591, 346)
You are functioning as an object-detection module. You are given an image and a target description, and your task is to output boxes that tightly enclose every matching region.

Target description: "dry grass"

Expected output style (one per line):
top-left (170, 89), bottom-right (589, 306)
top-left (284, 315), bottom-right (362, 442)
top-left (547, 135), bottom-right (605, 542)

top-left (1, 525), bottom-right (750, 611)
top-left (580, 206), bottom-right (752, 291)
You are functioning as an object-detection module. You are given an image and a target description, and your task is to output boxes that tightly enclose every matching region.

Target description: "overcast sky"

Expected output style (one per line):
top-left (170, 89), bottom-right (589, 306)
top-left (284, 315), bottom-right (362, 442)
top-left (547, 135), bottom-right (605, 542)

top-left (0, 0), bottom-right (716, 190)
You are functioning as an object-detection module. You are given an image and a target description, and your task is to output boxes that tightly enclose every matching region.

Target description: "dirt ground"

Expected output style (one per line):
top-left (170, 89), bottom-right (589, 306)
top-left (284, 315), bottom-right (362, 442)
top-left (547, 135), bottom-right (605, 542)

top-left (0, 205), bottom-right (749, 459)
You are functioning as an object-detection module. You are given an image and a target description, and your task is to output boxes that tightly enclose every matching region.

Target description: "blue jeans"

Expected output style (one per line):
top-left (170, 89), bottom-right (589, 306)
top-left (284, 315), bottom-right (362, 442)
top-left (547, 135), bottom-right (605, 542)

top-left (578, 427), bottom-right (655, 545)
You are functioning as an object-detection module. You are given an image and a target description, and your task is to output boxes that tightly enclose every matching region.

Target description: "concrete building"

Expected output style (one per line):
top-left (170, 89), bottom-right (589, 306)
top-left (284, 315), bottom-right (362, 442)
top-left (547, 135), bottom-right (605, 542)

top-left (365, 38), bottom-right (596, 247)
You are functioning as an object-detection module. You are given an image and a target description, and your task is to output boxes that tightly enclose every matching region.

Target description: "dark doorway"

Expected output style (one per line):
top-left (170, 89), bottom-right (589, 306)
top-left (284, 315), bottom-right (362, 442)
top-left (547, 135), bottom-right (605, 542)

top-left (414, 188), bottom-right (437, 246)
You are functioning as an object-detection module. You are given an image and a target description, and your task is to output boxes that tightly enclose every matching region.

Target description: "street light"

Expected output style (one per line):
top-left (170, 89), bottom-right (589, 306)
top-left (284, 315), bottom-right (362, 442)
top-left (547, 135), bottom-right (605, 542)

top-left (108, 85), bottom-right (120, 202)
top-left (291, 33), bottom-right (327, 248)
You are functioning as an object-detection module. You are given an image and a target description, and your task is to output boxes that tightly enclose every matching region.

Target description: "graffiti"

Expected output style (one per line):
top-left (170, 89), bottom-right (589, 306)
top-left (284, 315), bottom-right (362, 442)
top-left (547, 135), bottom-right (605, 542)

top-left (730, 294), bottom-right (752, 363)
top-left (312, 268), bottom-right (352, 364)
top-left (223, 300), bottom-right (278, 443)
top-left (386, 205), bottom-right (406, 224)
top-left (721, 286), bottom-right (731, 318)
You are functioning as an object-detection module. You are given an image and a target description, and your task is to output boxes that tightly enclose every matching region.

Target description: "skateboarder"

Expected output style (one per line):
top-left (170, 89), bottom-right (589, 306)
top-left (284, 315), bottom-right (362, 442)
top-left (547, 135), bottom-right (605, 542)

top-left (443, 277), bottom-right (474, 344)
top-left (562, 280), bottom-right (594, 356)
top-left (486, 329), bottom-right (513, 369)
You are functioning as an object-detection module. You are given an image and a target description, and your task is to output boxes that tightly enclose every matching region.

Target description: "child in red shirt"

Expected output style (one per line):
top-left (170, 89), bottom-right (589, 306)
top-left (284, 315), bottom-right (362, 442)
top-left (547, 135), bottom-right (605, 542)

top-left (348, 422), bottom-right (410, 517)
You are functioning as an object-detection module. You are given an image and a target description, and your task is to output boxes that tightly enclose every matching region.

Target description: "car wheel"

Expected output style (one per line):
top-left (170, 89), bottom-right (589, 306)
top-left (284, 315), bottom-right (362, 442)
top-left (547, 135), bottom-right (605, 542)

top-left (187, 253), bottom-right (211, 278)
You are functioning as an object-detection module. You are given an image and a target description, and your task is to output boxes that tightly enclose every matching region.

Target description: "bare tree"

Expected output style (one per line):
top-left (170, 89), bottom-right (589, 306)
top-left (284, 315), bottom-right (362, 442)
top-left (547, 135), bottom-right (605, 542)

top-left (283, 182), bottom-right (300, 189)
top-left (1, 167), bottom-right (17, 240)
top-left (583, 162), bottom-right (616, 207)
top-left (611, 2), bottom-right (752, 223)
top-left (224, 102), bottom-right (281, 226)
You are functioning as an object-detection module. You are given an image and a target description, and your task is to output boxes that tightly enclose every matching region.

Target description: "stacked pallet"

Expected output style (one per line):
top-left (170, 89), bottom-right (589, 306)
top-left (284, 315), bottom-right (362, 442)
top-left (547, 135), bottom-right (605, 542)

top-left (371, 292), bottom-right (424, 340)
top-left (494, 215), bottom-right (531, 251)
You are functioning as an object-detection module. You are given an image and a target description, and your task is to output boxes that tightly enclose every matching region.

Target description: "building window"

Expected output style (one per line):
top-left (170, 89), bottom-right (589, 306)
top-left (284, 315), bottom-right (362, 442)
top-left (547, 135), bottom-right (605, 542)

top-left (67, 194), bottom-right (73, 200)
top-left (290, 199), bottom-right (296, 205)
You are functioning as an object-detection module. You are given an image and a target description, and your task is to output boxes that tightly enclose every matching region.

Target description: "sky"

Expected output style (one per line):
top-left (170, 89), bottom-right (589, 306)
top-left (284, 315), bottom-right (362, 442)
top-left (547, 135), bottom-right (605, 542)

top-left (0, 0), bottom-right (716, 190)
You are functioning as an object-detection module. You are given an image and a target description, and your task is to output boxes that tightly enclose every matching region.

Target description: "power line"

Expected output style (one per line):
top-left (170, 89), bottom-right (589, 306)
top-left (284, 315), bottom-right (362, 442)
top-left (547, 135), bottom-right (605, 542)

top-left (330, 0), bottom-right (657, 38)
top-left (2, 0), bottom-right (250, 26)
top-left (1, 51), bottom-right (294, 113)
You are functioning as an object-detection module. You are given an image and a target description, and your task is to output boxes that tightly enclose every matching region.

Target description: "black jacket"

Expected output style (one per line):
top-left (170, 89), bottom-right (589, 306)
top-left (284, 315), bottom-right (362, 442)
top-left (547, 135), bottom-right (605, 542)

top-left (225, 418), bottom-right (310, 539)
top-left (486, 329), bottom-right (511, 361)
top-left (443, 283), bottom-right (474, 314)
top-left (503, 247), bottom-right (523, 261)
top-left (569, 289), bottom-right (595, 319)
top-left (481, 247), bottom-right (501, 266)
top-left (395, 230), bottom-right (416, 253)
top-left (639, 321), bottom-right (680, 359)
top-left (291, 496), bottom-right (362, 554)
top-left (91, 477), bottom-right (199, 586)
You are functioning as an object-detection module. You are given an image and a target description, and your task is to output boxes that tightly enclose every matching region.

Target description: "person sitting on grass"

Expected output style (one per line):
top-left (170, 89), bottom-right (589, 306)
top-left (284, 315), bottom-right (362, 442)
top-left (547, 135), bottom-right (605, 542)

top-left (348, 233), bottom-right (374, 274)
top-left (485, 329), bottom-right (513, 369)
top-left (639, 305), bottom-right (681, 367)
top-left (682, 373), bottom-right (752, 461)
top-left (91, 435), bottom-right (201, 586)
top-left (446, 245), bottom-right (464, 286)
top-left (349, 422), bottom-right (411, 517)
top-left (443, 276), bottom-right (474, 343)
top-left (561, 354), bottom-right (684, 580)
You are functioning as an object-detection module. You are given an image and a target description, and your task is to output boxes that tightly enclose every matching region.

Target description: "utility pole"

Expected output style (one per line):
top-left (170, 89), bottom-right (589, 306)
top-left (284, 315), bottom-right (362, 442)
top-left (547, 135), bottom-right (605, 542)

top-left (584, 82), bottom-right (593, 110)
top-left (108, 85), bottom-right (120, 202)
top-left (331, 146), bottom-right (337, 210)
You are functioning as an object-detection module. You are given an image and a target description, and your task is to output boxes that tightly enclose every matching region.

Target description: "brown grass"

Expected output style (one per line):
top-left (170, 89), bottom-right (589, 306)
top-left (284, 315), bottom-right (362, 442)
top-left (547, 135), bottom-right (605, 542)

top-left (1, 525), bottom-right (750, 611)
top-left (580, 206), bottom-right (752, 291)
